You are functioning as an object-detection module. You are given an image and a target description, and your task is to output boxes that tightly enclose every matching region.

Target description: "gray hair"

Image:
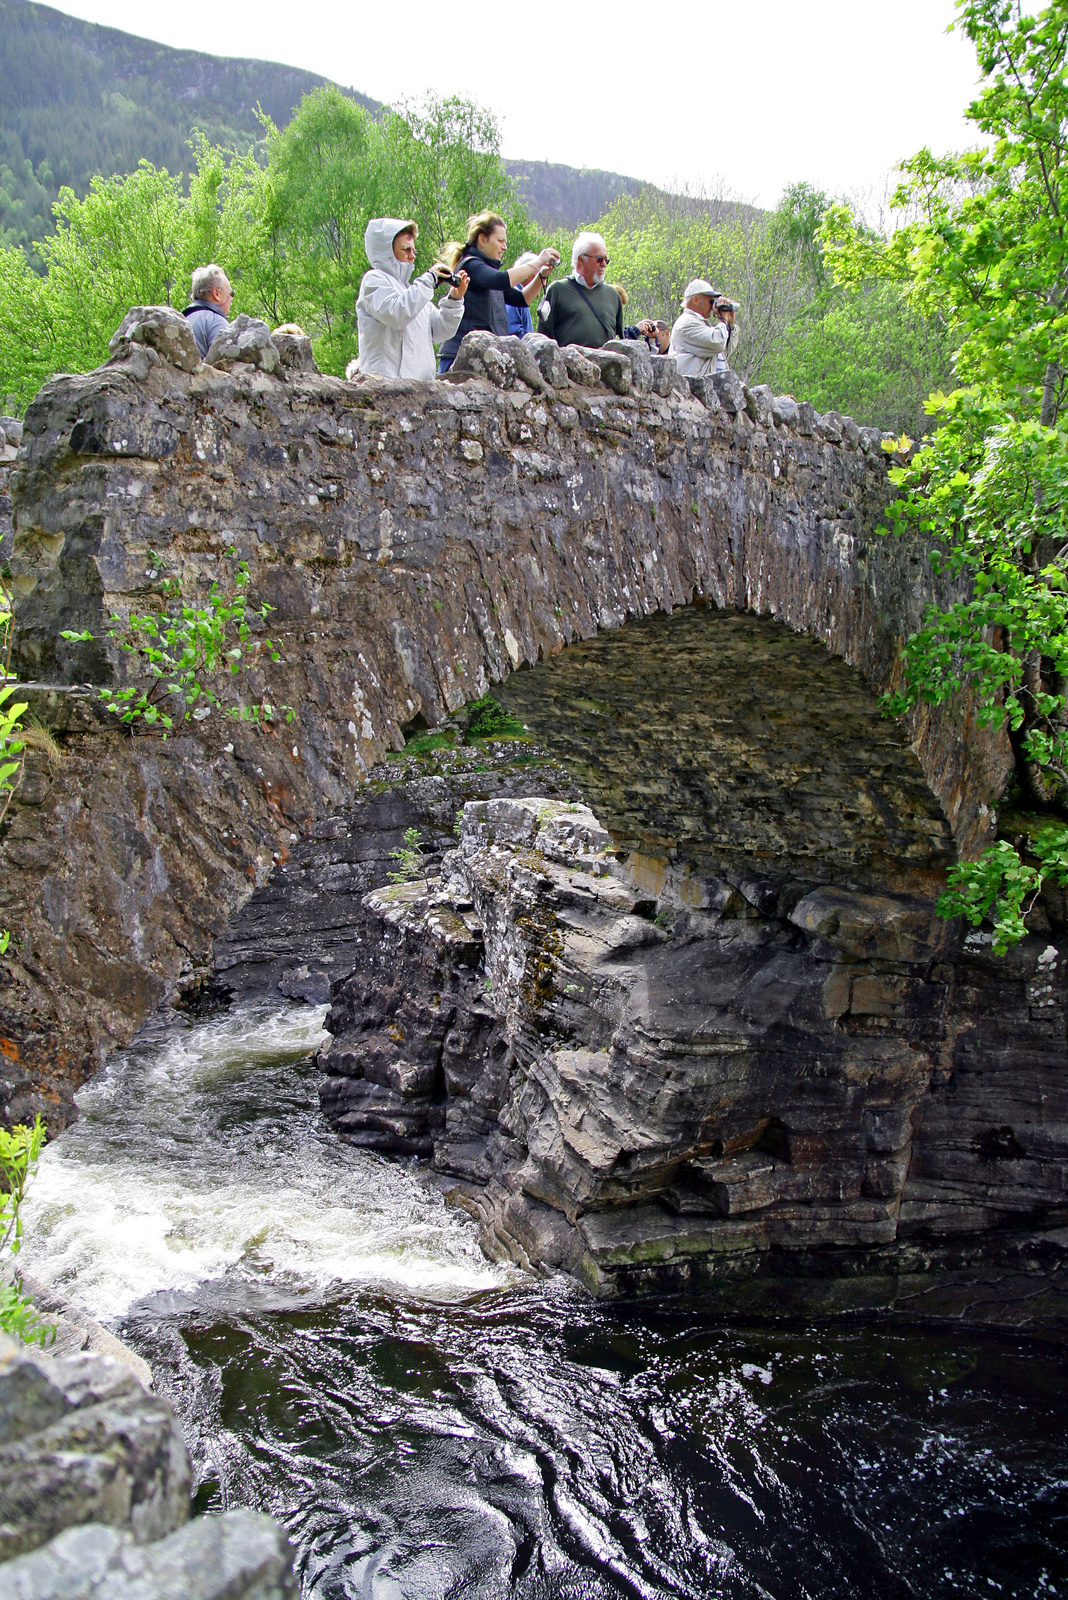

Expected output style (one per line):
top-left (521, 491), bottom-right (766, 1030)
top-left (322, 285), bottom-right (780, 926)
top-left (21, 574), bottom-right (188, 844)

top-left (191, 263), bottom-right (229, 301)
top-left (571, 232), bottom-right (606, 272)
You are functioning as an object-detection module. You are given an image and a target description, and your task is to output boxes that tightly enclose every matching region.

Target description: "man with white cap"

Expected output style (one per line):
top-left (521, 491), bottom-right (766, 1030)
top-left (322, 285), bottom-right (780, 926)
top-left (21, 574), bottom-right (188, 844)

top-left (669, 279), bottom-right (732, 378)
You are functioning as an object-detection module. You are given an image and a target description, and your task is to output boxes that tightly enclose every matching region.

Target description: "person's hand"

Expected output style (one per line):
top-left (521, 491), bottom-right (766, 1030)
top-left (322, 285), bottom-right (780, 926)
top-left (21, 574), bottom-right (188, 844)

top-left (637, 318), bottom-right (655, 335)
top-left (448, 270), bottom-right (469, 300)
top-left (538, 247), bottom-right (561, 269)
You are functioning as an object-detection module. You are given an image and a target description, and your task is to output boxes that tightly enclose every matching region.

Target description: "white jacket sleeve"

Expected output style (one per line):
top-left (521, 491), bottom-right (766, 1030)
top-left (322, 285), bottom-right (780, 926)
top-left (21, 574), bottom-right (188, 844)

top-left (429, 294), bottom-right (465, 344)
top-left (673, 315), bottom-right (728, 360)
top-left (357, 268), bottom-right (437, 331)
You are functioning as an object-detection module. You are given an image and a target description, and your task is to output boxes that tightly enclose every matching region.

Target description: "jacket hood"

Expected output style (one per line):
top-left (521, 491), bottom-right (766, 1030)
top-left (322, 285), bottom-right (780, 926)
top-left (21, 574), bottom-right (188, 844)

top-left (364, 217), bottom-right (418, 283)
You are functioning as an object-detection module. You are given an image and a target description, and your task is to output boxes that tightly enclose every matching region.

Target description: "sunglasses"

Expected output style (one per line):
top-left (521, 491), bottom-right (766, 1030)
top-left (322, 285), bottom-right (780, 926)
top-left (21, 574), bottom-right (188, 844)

top-left (583, 254), bottom-right (609, 265)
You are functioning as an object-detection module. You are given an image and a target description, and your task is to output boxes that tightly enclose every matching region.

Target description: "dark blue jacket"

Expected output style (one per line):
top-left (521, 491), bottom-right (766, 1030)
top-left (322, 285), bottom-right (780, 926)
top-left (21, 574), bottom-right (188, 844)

top-left (182, 300), bottom-right (229, 359)
top-left (438, 248), bottom-right (527, 369)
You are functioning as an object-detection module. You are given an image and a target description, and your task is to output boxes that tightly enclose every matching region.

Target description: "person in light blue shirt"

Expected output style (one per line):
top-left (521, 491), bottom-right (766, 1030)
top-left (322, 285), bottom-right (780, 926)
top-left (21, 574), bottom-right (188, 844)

top-left (182, 264), bottom-right (233, 359)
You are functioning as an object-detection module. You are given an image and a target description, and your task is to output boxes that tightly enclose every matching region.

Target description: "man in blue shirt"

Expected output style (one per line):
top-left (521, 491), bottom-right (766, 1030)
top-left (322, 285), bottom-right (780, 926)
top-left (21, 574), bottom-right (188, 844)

top-left (182, 264), bottom-right (234, 359)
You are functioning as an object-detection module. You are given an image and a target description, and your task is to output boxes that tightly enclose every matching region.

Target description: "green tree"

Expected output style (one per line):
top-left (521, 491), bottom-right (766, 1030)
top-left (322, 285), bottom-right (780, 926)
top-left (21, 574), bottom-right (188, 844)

top-left (822, 0), bottom-right (1068, 952)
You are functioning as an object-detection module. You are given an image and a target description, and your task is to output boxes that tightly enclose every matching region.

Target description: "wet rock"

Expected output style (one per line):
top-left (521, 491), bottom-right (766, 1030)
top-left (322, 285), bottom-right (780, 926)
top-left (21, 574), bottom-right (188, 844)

top-left (204, 314), bottom-right (280, 373)
top-left (0, 1509), bottom-right (297, 1600)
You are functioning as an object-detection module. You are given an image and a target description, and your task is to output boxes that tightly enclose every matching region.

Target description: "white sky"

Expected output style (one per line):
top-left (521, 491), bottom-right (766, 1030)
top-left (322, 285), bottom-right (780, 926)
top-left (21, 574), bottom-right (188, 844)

top-left (55, 0), bottom-right (983, 207)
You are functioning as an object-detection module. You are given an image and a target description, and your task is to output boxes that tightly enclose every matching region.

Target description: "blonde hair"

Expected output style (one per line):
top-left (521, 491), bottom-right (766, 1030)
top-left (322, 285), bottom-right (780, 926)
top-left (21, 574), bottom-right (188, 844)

top-left (609, 282), bottom-right (628, 307)
top-left (442, 210), bottom-right (508, 268)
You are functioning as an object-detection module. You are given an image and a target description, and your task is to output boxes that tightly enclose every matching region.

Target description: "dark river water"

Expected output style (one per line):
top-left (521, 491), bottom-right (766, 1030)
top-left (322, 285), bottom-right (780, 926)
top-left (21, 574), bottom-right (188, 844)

top-left (21, 1001), bottom-right (1068, 1600)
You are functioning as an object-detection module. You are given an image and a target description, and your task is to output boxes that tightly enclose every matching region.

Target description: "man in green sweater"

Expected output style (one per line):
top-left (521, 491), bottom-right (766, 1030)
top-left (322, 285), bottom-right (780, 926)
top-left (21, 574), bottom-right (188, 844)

top-left (537, 231), bottom-right (624, 348)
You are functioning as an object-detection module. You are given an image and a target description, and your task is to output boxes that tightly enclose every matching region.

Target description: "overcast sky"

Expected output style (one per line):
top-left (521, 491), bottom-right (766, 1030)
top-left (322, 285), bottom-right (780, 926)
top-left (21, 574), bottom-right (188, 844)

top-left (57, 0), bottom-right (983, 208)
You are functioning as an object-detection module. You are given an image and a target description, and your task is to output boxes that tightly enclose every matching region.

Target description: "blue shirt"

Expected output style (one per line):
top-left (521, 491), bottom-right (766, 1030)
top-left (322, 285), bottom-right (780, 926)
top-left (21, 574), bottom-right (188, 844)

top-left (507, 302), bottom-right (534, 338)
top-left (182, 299), bottom-right (230, 360)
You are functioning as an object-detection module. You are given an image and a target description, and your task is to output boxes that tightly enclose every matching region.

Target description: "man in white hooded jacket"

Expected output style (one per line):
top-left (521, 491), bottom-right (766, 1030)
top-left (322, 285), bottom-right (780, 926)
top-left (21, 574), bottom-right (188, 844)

top-left (351, 218), bottom-right (468, 381)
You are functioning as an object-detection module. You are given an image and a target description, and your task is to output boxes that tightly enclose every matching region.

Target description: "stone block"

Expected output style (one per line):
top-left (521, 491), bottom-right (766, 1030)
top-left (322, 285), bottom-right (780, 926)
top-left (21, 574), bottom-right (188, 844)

top-left (107, 306), bottom-right (200, 374)
top-left (600, 339), bottom-right (652, 392)
top-left (648, 354), bottom-right (677, 396)
top-left (825, 410), bottom-right (860, 449)
top-left (0, 1510), bottom-right (298, 1600)
top-left (745, 384), bottom-right (775, 426)
top-left (558, 346), bottom-right (600, 387)
top-left (0, 419), bottom-right (22, 447)
top-left (712, 372), bottom-right (746, 415)
top-left (495, 335), bottom-right (548, 392)
top-left (815, 411), bottom-right (843, 443)
top-left (796, 400), bottom-right (818, 435)
top-left (582, 348), bottom-right (632, 396)
top-left (204, 314), bottom-right (281, 374)
top-left (447, 330), bottom-right (517, 389)
top-left (524, 332), bottom-right (569, 388)
top-left (686, 376), bottom-right (721, 413)
top-left (271, 325), bottom-right (318, 374)
top-left (772, 394), bottom-right (800, 428)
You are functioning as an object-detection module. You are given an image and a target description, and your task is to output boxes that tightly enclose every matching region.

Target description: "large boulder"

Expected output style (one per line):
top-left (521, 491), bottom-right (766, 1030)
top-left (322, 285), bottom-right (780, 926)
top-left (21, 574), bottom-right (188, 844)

top-left (0, 1511), bottom-right (298, 1600)
top-left (205, 314), bottom-right (281, 374)
top-left (0, 1335), bottom-right (190, 1560)
top-left (107, 307), bottom-right (200, 374)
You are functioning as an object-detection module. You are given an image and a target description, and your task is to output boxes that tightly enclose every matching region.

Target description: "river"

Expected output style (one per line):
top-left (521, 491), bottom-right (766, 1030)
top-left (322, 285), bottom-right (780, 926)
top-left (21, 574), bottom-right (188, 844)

top-left (20, 999), bottom-right (1068, 1599)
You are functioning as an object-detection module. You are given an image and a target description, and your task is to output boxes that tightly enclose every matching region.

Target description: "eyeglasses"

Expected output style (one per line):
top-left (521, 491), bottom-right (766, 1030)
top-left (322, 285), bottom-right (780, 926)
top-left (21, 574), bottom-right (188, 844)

top-left (583, 254), bottom-right (609, 265)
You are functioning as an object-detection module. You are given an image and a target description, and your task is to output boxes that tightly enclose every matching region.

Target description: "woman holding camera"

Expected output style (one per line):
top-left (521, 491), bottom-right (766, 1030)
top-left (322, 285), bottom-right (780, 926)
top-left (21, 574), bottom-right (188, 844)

top-left (436, 212), bottom-right (559, 373)
top-left (351, 217), bottom-right (469, 382)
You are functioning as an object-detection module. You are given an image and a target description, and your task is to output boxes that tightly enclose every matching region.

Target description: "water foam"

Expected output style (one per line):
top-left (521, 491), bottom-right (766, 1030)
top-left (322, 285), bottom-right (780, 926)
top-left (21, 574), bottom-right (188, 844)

top-left (22, 1000), bottom-right (505, 1322)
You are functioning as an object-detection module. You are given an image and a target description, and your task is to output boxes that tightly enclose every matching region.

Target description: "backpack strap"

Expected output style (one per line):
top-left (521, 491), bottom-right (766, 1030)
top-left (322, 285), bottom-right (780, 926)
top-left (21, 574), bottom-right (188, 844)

top-left (571, 279), bottom-right (619, 342)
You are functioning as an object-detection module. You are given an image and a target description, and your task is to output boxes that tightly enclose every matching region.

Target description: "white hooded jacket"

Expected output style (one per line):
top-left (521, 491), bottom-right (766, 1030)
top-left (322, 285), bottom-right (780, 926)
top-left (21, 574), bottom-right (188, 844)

top-left (354, 218), bottom-right (464, 380)
top-left (668, 307), bottom-right (729, 379)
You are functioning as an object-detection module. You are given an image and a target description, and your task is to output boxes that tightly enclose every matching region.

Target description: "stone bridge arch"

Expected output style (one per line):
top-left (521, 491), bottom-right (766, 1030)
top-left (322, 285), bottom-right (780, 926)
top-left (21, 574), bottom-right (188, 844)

top-left (0, 332), bottom-right (1010, 1122)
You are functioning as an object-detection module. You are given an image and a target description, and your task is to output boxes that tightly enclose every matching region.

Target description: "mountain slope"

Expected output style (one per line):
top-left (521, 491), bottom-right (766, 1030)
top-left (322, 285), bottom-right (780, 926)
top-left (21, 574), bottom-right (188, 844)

top-left (0, 0), bottom-right (650, 259)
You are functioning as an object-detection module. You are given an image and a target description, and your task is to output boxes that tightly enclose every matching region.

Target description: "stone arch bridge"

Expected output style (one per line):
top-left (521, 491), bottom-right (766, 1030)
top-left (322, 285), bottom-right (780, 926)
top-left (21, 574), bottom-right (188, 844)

top-left (0, 319), bottom-right (1011, 1147)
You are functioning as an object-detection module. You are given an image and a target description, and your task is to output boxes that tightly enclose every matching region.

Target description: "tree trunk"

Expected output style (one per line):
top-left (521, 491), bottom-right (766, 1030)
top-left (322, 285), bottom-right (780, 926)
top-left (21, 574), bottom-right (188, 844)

top-left (1040, 361), bottom-right (1062, 427)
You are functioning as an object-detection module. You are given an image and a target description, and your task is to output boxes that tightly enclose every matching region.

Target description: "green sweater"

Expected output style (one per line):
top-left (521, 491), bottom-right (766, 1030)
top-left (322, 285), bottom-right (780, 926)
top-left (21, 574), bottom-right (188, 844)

top-left (536, 277), bottom-right (624, 348)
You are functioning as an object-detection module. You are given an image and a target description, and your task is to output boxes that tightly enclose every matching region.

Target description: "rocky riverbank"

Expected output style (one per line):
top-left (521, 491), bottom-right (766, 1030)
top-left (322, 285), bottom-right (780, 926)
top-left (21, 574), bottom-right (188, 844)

top-left (0, 1331), bottom-right (296, 1598)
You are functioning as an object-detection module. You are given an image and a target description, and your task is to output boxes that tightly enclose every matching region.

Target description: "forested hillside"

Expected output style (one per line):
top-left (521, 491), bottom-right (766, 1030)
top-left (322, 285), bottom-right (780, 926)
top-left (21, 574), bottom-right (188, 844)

top-left (0, 0), bottom-right (647, 256)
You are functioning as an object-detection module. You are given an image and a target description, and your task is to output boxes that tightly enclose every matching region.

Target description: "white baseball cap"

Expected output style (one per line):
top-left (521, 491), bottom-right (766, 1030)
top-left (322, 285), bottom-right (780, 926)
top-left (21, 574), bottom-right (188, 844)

top-left (682, 278), bottom-right (720, 304)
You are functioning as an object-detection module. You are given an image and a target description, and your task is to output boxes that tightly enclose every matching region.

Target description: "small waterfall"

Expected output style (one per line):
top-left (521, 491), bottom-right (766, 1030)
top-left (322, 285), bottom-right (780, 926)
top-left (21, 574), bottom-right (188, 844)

top-left (22, 1000), bottom-right (503, 1322)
